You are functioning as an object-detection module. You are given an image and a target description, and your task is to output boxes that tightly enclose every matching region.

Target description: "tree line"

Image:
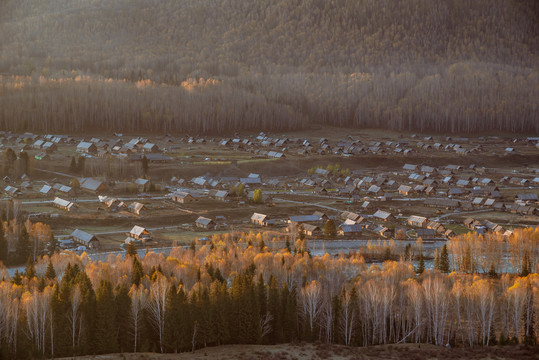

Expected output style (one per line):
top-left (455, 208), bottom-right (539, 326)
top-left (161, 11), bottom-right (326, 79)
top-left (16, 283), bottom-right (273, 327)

top-left (0, 229), bottom-right (537, 358)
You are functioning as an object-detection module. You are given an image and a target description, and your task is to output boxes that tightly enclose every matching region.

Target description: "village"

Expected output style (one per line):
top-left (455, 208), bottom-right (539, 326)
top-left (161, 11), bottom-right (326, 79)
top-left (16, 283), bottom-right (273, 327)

top-left (0, 127), bottom-right (537, 257)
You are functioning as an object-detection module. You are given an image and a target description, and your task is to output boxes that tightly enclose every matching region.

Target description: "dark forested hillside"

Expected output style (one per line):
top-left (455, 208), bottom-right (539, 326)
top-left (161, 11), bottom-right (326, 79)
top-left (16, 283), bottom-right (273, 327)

top-left (0, 0), bottom-right (538, 133)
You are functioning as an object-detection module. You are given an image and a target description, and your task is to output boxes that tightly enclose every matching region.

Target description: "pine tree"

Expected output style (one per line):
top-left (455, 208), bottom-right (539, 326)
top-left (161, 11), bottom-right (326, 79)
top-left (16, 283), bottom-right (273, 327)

top-left (164, 284), bottom-right (180, 352)
top-left (488, 264), bottom-right (498, 278)
top-left (17, 226), bottom-right (31, 264)
top-left (416, 251), bottom-right (425, 274)
top-left (127, 242), bottom-right (138, 257)
top-left (463, 245), bottom-right (473, 273)
top-left (95, 280), bottom-right (118, 354)
top-left (0, 220), bottom-right (7, 265)
top-left (71, 178), bottom-right (80, 192)
top-left (439, 244), bottom-right (450, 273)
top-left (69, 156), bottom-right (77, 173)
top-left (19, 151), bottom-right (29, 174)
top-left (75, 271), bottom-right (96, 354)
top-left (77, 156), bottom-right (85, 174)
top-left (25, 257), bottom-right (36, 279)
top-left (132, 256), bottom-right (144, 286)
top-left (115, 284), bottom-right (132, 352)
top-left (324, 219), bottom-right (337, 238)
top-left (45, 260), bottom-right (56, 280)
top-left (48, 233), bottom-right (58, 255)
top-left (267, 275), bottom-right (282, 344)
top-left (141, 155), bottom-right (149, 175)
top-left (12, 270), bottom-right (22, 285)
top-left (520, 252), bottom-right (531, 277)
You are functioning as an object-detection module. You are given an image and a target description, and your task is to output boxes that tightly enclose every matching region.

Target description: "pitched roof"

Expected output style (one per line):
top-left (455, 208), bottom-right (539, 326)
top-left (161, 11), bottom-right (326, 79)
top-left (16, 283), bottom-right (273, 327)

top-left (130, 225), bottom-right (148, 236)
top-left (196, 216), bottom-right (214, 226)
top-left (289, 215), bottom-right (320, 223)
top-left (340, 224), bottom-right (363, 233)
top-left (302, 224), bottom-right (321, 232)
top-left (71, 229), bottom-right (97, 244)
top-left (373, 210), bottom-right (392, 220)
top-left (53, 197), bottom-right (73, 208)
top-left (251, 213), bottom-right (268, 222)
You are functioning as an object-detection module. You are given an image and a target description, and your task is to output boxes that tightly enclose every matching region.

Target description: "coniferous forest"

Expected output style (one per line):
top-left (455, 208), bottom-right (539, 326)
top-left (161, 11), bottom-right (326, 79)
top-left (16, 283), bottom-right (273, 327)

top-left (0, 229), bottom-right (537, 358)
top-left (0, 0), bottom-right (538, 134)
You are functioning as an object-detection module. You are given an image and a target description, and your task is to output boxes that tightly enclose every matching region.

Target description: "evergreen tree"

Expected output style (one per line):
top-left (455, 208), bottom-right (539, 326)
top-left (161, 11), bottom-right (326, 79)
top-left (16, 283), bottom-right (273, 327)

top-left (285, 239), bottom-right (291, 253)
top-left (5, 148), bottom-right (16, 171)
top-left (25, 257), bottom-right (36, 279)
top-left (298, 224), bottom-right (305, 241)
top-left (95, 280), bottom-right (118, 354)
top-left (416, 251), bottom-right (425, 274)
top-left (0, 220), bottom-right (7, 265)
top-left (127, 242), bottom-right (138, 257)
top-left (115, 284), bottom-right (132, 352)
top-left (132, 256), bottom-right (144, 286)
top-left (19, 151), bottom-right (29, 174)
top-left (164, 284), bottom-right (181, 352)
top-left (439, 244), bottom-right (450, 273)
top-left (12, 270), bottom-right (22, 285)
top-left (76, 271), bottom-right (97, 354)
top-left (17, 225), bottom-right (31, 264)
top-left (70, 156), bottom-right (77, 173)
top-left (520, 252), bottom-right (531, 277)
top-left (488, 264), bottom-right (498, 278)
top-left (141, 155), bottom-right (149, 175)
top-left (77, 156), bottom-right (85, 174)
top-left (324, 219), bottom-right (337, 238)
top-left (48, 233), bottom-right (58, 255)
top-left (71, 177), bottom-right (80, 192)
top-left (45, 260), bottom-right (56, 280)
top-left (267, 275), bottom-right (282, 344)
top-left (462, 245), bottom-right (473, 273)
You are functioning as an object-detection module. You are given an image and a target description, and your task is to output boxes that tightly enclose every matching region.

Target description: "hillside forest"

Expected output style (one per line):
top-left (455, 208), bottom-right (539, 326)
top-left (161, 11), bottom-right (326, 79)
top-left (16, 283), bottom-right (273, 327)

top-left (0, 0), bottom-right (538, 134)
top-left (0, 227), bottom-right (538, 358)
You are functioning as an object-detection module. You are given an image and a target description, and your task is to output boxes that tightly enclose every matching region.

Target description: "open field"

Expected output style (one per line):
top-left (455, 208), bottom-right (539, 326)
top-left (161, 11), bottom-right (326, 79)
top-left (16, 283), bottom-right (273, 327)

top-left (56, 343), bottom-right (539, 360)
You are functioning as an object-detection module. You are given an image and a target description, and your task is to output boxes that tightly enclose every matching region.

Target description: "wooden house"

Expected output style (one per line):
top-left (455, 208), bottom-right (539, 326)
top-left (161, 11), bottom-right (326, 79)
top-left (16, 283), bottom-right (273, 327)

top-left (302, 224), bottom-right (322, 236)
top-left (127, 225), bottom-right (151, 242)
top-left (171, 191), bottom-right (197, 203)
top-left (251, 213), bottom-right (270, 226)
top-left (71, 229), bottom-right (100, 249)
top-left (195, 216), bottom-right (216, 230)
top-left (77, 141), bottom-right (97, 154)
top-left (80, 178), bottom-right (108, 193)
top-left (53, 197), bottom-right (76, 212)
top-left (128, 202), bottom-right (147, 215)
top-left (407, 215), bottom-right (428, 228)
top-left (373, 210), bottom-right (394, 222)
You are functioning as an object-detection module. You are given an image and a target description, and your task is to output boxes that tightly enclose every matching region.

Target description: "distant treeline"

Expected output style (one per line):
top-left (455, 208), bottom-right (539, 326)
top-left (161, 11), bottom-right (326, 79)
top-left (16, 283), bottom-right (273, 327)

top-left (0, 229), bottom-right (538, 358)
top-left (0, 0), bottom-right (538, 133)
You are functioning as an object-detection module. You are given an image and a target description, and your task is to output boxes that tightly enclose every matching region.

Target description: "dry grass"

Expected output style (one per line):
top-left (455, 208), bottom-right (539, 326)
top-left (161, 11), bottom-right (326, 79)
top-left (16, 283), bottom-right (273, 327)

top-left (55, 343), bottom-right (539, 360)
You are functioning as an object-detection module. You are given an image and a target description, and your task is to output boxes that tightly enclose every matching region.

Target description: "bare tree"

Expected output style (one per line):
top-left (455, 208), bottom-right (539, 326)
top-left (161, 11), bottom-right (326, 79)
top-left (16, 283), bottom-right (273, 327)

top-left (300, 280), bottom-right (323, 335)
top-left (148, 274), bottom-right (169, 353)
top-left (129, 284), bottom-right (149, 352)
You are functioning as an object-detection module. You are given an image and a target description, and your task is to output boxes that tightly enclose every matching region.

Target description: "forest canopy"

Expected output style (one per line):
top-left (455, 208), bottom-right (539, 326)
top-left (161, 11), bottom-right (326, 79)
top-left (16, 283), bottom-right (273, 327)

top-left (0, 0), bottom-right (538, 133)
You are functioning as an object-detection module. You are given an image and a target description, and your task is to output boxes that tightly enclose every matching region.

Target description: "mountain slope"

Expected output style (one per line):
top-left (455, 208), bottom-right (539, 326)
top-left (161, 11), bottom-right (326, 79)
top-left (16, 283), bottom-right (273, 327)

top-left (0, 0), bottom-right (538, 133)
